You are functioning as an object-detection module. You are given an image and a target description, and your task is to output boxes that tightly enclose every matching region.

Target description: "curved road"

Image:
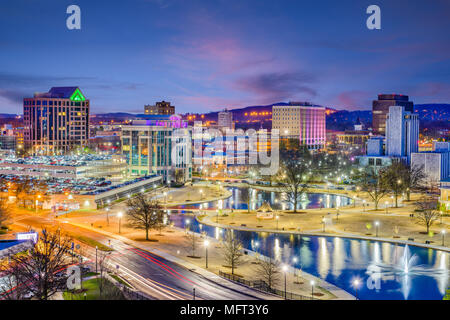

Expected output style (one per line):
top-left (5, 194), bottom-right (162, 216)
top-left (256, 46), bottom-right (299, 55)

top-left (12, 214), bottom-right (262, 300)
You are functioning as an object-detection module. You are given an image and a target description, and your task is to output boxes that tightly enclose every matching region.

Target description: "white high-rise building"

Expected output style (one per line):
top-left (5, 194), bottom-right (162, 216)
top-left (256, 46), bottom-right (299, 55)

top-left (385, 105), bottom-right (419, 164)
top-left (218, 110), bottom-right (233, 130)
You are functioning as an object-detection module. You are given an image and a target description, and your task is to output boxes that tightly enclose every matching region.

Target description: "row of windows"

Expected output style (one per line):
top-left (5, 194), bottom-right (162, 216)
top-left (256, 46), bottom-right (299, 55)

top-left (24, 100), bottom-right (89, 107)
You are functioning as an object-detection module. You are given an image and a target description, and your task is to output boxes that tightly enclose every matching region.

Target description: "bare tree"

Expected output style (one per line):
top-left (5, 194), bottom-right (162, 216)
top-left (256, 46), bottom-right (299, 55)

top-left (358, 168), bottom-right (389, 210)
top-left (414, 197), bottom-right (440, 234)
top-left (0, 228), bottom-right (72, 300)
top-left (126, 194), bottom-right (164, 240)
top-left (186, 231), bottom-right (200, 258)
top-left (256, 255), bottom-right (280, 289)
top-left (222, 230), bottom-right (243, 275)
top-left (276, 159), bottom-right (310, 213)
top-left (401, 164), bottom-right (426, 201)
top-left (383, 163), bottom-right (406, 207)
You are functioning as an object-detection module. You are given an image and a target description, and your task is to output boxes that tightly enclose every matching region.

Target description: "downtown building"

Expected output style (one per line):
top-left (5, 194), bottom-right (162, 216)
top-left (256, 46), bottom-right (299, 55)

top-left (217, 110), bottom-right (234, 130)
top-left (372, 94), bottom-right (413, 135)
top-left (385, 105), bottom-right (419, 164)
top-left (358, 105), bottom-right (419, 170)
top-left (272, 102), bottom-right (326, 150)
top-left (121, 115), bottom-right (192, 183)
top-left (144, 101), bottom-right (175, 115)
top-left (23, 87), bottom-right (90, 155)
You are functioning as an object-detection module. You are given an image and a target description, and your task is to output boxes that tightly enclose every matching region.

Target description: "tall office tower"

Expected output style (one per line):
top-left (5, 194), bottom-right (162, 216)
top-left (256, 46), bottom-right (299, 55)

top-left (385, 105), bottom-right (419, 164)
top-left (372, 94), bottom-right (413, 135)
top-left (272, 102), bottom-right (326, 150)
top-left (23, 87), bottom-right (90, 155)
top-left (144, 101), bottom-right (175, 115)
top-left (218, 110), bottom-right (233, 129)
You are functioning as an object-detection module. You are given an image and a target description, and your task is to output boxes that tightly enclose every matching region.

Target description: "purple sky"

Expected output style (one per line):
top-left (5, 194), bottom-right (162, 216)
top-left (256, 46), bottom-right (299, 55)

top-left (0, 0), bottom-right (449, 114)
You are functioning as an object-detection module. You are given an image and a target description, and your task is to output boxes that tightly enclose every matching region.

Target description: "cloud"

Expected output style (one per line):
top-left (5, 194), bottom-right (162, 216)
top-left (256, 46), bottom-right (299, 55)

top-left (0, 72), bottom-right (96, 87)
top-left (332, 90), bottom-right (373, 110)
top-left (234, 72), bottom-right (317, 103)
top-left (0, 89), bottom-right (26, 104)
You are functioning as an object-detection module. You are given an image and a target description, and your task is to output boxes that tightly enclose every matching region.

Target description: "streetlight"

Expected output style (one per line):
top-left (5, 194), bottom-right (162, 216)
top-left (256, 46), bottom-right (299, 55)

top-left (442, 230), bottom-right (446, 246)
top-left (254, 241), bottom-right (259, 253)
top-left (95, 246), bottom-right (98, 273)
top-left (292, 257), bottom-right (298, 282)
top-left (204, 240), bottom-right (209, 268)
top-left (200, 189), bottom-right (204, 200)
top-left (106, 207), bottom-right (110, 226)
top-left (375, 221), bottom-right (379, 237)
top-left (282, 265), bottom-right (288, 300)
top-left (322, 217), bottom-right (326, 232)
top-left (275, 215), bottom-right (279, 230)
top-left (310, 280), bottom-right (315, 299)
top-left (185, 219), bottom-right (191, 235)
top-left (362, 199), bottom-right (366, 212)
top-left (352, 279), bottom-right (360, 300)
top-left (385, 201), bottom-right (389, 214)
top-left (118, 212), bottom-right (123, 234)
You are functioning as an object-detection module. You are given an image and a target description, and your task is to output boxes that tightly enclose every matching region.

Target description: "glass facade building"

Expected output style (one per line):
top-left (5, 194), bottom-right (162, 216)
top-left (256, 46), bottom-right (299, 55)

top-left (121, 115), bottom-right (192, 182)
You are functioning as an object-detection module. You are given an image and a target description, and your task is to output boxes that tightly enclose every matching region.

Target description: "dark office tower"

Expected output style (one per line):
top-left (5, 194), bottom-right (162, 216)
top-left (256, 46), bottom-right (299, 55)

top-left (372, 94), bottom-right (413, 135)
top-left (23, 87), bottom-right (90, 155)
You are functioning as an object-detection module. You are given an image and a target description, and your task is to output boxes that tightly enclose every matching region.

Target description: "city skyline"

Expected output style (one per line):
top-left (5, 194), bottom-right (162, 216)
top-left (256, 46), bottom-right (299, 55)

top-left (1, 1), bottom-right (450, 114)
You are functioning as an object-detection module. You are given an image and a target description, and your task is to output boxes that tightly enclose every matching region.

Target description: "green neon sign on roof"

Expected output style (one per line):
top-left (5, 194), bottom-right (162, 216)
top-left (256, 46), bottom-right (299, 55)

top-left (70, 88), bottom-right (86, 101)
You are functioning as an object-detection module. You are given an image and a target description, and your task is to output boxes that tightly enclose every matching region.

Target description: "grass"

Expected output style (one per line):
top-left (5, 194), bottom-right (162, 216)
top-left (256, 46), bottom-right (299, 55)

top-left (109, 273), bottom-right (131, 288)
top-left (67, 233), bottom-right (113, 252)
top-left (63, 278), bottom-right (125, 300)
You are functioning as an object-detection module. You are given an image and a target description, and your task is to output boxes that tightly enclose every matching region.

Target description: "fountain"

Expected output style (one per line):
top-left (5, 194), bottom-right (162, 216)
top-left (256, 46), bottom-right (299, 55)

top-left (400, 245), bottom-right (419, 275)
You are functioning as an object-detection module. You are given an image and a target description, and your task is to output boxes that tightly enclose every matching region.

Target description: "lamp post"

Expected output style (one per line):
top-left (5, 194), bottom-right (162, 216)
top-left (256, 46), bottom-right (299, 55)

top-left (204, 240), bottom-right (209, 268)
top-left (118, 212), bottom-right (123, 234)
top-left (200, 189), bottom-right (204, 200)
top-left (254, 241), bottom-right (259, 254)
top-left (282, 265), bottom-right (288, 300)
top-left (310, 280), bottom-right (315, 299)
top-left (375, 221), bottom-right (379, 237)
top-left (106, 207), bottom-right (110, 226)
top-left (185, 219), bottom-right (190, 235)
top-left (35, 194), bottom-right (41, 213)
top-left (442, 230), bottom-right (446, 246)
top-left (276, 215), bottom-right (279, 230)
top-left (95, 246), bottom-right (98, 273)
top-left (322, 217), bottom-right (326, 232)
top-left (353, 279), bottom-right (360, 300)
top-left (292, 257), bottom-right (298, 282)
top-left (363, 200), bottom-right (366, 212)
top-left (385, 201), bottom-right (389, 214)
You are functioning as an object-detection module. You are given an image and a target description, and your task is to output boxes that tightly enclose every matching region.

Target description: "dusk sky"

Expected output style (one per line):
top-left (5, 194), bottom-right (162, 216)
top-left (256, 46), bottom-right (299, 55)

top-left (0, 0), bottom-right (449, 114)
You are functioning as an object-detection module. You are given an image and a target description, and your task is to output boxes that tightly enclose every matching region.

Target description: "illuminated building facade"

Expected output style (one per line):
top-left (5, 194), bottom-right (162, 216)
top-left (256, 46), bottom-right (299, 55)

top-left (144, 101), bottom-right (175, 115)
top-left (23, 87), bottom-right (90, 155)
top-left (272, 102), bottom-right (326, 150)
top-left (121, 115), bottom-right (192, 182)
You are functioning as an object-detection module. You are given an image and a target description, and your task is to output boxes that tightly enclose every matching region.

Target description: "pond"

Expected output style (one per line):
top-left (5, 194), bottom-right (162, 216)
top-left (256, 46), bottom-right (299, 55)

top-left (170, 213), bottom-right (449, 300)
top-left (175, 186), bottom-right (353, 211)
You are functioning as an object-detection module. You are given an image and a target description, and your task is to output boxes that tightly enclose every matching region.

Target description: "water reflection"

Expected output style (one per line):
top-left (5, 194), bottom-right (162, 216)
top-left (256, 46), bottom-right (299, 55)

top-left (171, 214), bottom-right (449, 300)
top-left (177, 187), bottom-right (352, 211)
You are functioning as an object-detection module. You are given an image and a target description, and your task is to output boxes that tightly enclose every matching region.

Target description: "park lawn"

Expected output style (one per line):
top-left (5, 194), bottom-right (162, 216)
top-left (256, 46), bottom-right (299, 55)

top-left (66, 233), bottom-right (113, 252)
top-left (109, 273), bottom-right (131, 288)
top-left (63, 278), bottom-right (124, 300)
